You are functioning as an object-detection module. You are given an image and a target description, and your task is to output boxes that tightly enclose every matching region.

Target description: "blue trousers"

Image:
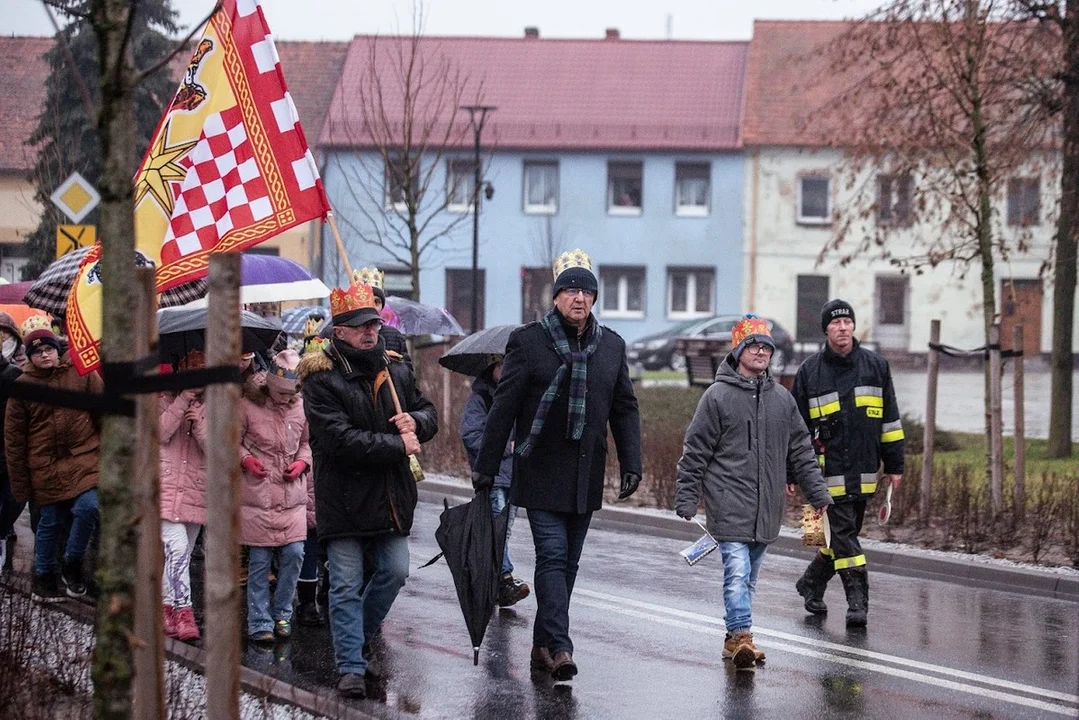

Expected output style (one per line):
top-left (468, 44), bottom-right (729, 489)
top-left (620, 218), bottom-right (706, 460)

top-left (35, 489), bottom-right (98, 576)
top-left (527, 509), bottom-right (592, 656)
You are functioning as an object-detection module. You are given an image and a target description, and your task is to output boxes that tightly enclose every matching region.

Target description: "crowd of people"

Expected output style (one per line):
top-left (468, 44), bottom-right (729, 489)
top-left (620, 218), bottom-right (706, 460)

top-left (0, 249), bottom-right (903, 696)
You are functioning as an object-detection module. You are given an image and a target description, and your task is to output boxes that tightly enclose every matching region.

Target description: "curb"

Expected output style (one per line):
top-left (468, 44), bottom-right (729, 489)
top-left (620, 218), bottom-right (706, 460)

top-left (418, 479), bottom-right (1079, 603)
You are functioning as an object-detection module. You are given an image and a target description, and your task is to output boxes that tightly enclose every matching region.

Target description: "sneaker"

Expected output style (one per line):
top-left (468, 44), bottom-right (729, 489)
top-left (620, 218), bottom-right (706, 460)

top-left (173, 606), bottom-right (201, 641)
top-left (61, 560), bottom-right (87, 598)
top-left (249, 630), bottom-right (274, 644)
top-left (338, 672), bottom-right (366, 699)
top-left (32, 573), bottom-right (66, 604)
top-left (163, 605), bottom-right (178, 638)
top-left (497, 574), bottom-right (530, 607)
top-left (273, 619), bottom-right (291, 639)
top-left (730, 632), bottom-right (758, 670)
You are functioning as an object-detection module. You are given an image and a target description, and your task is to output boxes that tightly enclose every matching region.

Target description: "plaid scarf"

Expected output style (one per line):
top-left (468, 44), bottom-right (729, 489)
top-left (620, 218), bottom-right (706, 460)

top-left (517, 308), bottom-right (602, 457)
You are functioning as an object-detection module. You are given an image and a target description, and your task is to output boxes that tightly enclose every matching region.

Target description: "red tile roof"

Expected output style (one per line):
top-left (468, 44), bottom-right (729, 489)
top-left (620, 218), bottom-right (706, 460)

top-left (743, 21), bottom-right (854, 147)
top-left (275, 40), bottom-right (350, 147)
top-left (321, 36), bottom-right (749, 151)
top-left (0, 37), bottom-right (53, 172)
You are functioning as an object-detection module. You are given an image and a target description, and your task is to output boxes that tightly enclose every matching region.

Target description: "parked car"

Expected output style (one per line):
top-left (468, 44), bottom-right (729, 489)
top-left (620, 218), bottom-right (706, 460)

top-left (628, 314), bottom-right (795, 373)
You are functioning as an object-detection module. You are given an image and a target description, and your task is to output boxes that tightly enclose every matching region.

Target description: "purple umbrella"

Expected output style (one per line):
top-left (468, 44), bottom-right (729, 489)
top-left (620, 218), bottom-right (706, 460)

top-left (0, 281), bottom-right (34, 304)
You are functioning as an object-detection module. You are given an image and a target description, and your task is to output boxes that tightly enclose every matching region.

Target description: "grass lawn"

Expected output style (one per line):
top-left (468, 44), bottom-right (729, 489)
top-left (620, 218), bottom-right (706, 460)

top-left (930, 432), bottom-right (1079, 477)
top-left (639, 369), bottom-right (687, 382)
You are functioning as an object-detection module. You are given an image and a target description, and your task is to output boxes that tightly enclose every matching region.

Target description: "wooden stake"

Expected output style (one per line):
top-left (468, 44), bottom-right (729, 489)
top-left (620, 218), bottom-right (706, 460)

top-left (989, 323), bottom-right (1004, 517)
top-left (1013, 324), bottom-right (1026, 521)
top-left (326, 213), bottom-right (354, 279)
top-left (921, 319), bottom-right (940, 522)
top-left (132, 267), bottom-right (164, 720)
top-left (205, 254), bottom-right (242, 720)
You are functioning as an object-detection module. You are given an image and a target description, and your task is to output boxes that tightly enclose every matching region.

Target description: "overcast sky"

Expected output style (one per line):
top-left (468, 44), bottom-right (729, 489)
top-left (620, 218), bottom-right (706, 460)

top-left (6, 0), bottom-right (884, 41)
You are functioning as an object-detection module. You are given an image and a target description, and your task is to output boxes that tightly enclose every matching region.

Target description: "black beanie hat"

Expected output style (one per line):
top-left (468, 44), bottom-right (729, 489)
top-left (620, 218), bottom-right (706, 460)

top-left (552, 266), bottom-right (598, 298)
top-left (821, 299), bottom-right (856, 332)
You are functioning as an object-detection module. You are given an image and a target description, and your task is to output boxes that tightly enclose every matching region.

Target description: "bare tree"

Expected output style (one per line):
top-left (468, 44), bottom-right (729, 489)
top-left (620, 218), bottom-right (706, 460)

top-left (528, 214), bottom-right (571, 269)
top-left (328, 1), bottom-right (485, 301)
top-left (811, 0), bottom-right (1056, 481)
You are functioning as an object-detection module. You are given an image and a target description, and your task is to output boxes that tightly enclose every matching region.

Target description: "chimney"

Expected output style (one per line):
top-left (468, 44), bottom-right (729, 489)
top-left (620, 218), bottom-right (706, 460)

top-left (524, 27), bottom-right (539, 39)
top-left (605, 28), bottom-right (620, 40)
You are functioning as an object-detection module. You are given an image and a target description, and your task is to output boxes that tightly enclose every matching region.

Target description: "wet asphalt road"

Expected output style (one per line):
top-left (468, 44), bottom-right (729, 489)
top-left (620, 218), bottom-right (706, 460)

top-left (239, 499), bottom-right (1079, 720)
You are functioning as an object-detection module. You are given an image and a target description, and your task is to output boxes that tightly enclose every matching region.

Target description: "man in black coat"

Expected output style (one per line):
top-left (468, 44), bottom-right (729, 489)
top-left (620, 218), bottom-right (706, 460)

top-left (474, 249), bottom-right (642, 681)
top-left (298, 282), bottom-right (437, 699)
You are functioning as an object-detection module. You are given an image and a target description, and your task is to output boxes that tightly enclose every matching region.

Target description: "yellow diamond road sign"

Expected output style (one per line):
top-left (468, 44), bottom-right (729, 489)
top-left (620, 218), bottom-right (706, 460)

top-left (50, 172), bottom-right (100, 224)
top-left (56, 225), bottom-right (96, 259)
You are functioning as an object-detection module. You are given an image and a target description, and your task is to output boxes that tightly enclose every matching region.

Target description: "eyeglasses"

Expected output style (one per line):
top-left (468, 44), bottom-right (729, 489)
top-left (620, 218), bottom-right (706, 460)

top-left (745, 342), bottom-right (774, 355)
top-left (560, 288), bottom-right (596, 299)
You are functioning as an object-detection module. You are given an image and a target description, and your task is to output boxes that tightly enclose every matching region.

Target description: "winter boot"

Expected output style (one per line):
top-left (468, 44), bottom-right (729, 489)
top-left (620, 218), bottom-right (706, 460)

top-left (497, 573), bottom-right (530, 607)
top-left (32, 573), bottom-right (66, 603)
top-left (173, 606), bottom-right (201, 641)
top-left (839, 568), bottom-right (869, 627)
top-left (729, 631), bottom-right (759, 670)
top-left (61, 559), bottom-right (87, 598)
top-left (295, 579), bottom-right (325, 626)
top-left (795, 551), bottom-right (835, 615)
top-left (163, 605), bottom-right (178, 638)
top-left (316, 561), bottom-right (329, 609)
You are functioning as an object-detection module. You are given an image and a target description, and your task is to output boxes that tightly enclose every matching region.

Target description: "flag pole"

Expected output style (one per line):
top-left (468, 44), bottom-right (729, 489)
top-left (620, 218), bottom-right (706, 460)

top-left (326, 213), bottom-right (353, 278)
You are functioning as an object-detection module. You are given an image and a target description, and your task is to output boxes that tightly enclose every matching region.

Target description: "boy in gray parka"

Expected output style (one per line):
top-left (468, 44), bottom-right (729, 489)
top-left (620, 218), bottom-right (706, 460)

top-left (674, 315), bottom-right (831, 669)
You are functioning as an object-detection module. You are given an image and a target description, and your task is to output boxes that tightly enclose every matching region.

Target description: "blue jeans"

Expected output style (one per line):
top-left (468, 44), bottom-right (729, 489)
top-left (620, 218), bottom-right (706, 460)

top-left (325, 534), bottom-right (410, 675)
top-left (720, 541), bottom-right (768, 633)
top-left (247, 542), bottom-right (305, 635)
top-left (299, 527), bottom-right (321, 582)
top-left (35, 489), bottom-right (98, 576)
top-left (489, 487), bottom-right (516, 575)
top-left (528, 509), bottom-right (592, 655)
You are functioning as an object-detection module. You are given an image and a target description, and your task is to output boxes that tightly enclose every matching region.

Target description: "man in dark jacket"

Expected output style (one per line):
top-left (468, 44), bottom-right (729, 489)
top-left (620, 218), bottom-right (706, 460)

top-left (792, 299), bottom-right (904, 627)
top-left (0, 312), bottom-right (23, 574)
top-left (474, 249), bottom-right (642, 682)
top-left (352, 266), bottom-right (411, 364)
top-left (298, 281), bottom-right (437, 699)
top-left (675, 315), bottom-right (831, 669)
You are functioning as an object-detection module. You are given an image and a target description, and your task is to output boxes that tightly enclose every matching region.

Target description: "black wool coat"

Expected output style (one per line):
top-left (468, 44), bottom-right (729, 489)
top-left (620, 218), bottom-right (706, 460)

top-left (476, 314), bottom-right (641, 514)
top-left (300, 350), bottom-right (437, 540)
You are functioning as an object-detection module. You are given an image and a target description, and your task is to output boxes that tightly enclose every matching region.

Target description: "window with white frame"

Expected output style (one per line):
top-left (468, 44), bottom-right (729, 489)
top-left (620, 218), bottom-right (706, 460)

top-left (667, 267), bottom-right (714, 318)
top-left (608, 162), bottom-right (643, 215)
top-left (674, 163), bottom-right (710, 216)
top-left (1007, 177), bottom-right (1040, 226)
top-left (523, 161), bottom-right (558, 214)
top-left (877, 173), bottom-right (913, 226)
top-left (447, 159), bottom-right (477, 212)
top-left (385, 153), bottom-right (418, 211)
top-left (798, 175), bottom-right (831, 224)
top-left (599, 266), bottom-right (646, 318)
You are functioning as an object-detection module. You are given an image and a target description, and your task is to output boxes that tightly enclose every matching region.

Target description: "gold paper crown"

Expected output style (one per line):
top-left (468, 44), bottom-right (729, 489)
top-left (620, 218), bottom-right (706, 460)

top-left (552, 249), bottom-right (593, 280)
top-left (730, 315), bottom-right (772, 349)
top-left (19, 315), bottom-right (53, 338)
top-left (352, 267), bottom-right (385, 289)
top-left (330, 282), bottom-right (378, 318)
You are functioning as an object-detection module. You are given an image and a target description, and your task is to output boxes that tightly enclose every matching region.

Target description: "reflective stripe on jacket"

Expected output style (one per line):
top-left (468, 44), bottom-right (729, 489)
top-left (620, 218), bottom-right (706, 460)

top-left (792, 340), bottom-right (904, 501)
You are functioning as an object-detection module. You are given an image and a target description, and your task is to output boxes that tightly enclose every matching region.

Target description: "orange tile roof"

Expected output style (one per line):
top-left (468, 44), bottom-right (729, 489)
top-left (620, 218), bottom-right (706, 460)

top-left (321, 35), bottom-right (750, 151)
top-left (275, 40), bottom-right (350, 147)
top-left (0, 36), bottom-right (53, 172)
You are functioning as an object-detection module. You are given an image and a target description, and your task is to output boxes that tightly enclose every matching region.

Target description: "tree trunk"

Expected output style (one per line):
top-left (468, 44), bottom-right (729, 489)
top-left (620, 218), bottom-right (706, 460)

top-left (89, 0), bottom-right (139, 717)
top-left (1048, 1), bottom-right (1079, 459)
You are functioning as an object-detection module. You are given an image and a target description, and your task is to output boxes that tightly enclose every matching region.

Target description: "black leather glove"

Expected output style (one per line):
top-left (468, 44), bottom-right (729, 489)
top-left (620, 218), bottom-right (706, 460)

top-left (617, 472), bottom-right (641, 500)
top-left (471, 472), bottom-right (494, 493)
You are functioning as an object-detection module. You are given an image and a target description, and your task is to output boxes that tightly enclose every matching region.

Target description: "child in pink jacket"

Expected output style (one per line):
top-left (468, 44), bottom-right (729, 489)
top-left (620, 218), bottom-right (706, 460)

top-left (238, 350), bottom-right (312, 643)
top-left (159, 350), bottom-right (208, 641)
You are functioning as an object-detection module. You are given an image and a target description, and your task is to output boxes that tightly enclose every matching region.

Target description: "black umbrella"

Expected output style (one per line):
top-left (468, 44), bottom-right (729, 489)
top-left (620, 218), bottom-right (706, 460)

top-left (437, 324), bottom-right (521, 377)
top-left (430, 491), bottom-right (509, 665)
top-left (157, 307), bottom-right (283, 363)
top-left (383, 296), bottom-right (466, 336)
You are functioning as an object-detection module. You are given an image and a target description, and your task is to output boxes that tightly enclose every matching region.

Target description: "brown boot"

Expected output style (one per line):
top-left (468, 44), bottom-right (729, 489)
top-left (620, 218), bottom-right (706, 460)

top-left (730, 632), bottom-right (759, 670)
top-left (530, 645), bottom-right (555, 673)
top-left (550, 651), bottom-right (578, 681)
top-left (724, 632), bottom-right (766, 662)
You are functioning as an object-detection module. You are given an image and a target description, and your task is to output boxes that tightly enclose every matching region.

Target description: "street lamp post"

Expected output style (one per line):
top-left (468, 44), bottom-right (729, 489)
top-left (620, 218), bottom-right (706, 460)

top-left (461, 104), bottom-right (496, 334)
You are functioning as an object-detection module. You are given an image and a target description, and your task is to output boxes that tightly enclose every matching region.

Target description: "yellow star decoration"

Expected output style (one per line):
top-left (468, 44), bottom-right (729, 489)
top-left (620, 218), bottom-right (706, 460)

top-left (134, 119), bottom-right (198, 216)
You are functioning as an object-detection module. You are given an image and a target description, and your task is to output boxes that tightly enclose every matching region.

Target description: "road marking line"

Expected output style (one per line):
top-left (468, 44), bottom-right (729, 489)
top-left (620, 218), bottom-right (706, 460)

top-left (577, 589), bottom-right (1079, 713)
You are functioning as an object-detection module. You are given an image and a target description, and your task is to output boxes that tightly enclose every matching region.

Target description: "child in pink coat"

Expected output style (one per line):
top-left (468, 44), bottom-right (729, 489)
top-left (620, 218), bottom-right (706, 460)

top-left (159, 351), bottom-right (208, 641)
top-left (238, 350), bottom-right (312, 643)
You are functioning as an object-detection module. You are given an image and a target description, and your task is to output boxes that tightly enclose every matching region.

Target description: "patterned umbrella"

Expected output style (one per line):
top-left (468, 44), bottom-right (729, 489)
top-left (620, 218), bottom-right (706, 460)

top-left (280, 305), bottom-right (328, 336)
top-left (384, 296), bottom-right (466, 336)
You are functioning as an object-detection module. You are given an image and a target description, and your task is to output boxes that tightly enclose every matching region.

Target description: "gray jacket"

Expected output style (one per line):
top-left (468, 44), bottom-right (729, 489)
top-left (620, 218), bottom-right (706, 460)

top-left (674, 356), bottom-right (832, 543)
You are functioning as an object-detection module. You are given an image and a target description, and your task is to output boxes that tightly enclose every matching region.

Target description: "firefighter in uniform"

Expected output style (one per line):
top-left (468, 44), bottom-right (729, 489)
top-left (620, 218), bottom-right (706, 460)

top-left (791, 299), bottom-right (904, 627)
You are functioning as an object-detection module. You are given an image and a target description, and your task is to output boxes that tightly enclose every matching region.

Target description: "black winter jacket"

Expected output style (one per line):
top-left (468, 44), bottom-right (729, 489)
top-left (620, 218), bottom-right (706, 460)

top-left (792, 340), bottom-right (904, 502)
top-left (476, 312), bottom-right (641, 514)
top-left (299, 344), bottom-right (437, 540)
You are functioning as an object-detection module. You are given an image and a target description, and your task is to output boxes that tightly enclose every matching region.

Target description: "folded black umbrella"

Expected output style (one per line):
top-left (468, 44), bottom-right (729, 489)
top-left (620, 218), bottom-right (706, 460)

top-left (157, 307), bottom-right (282, 363)
top-left (426, 491), bottom-right (509, 665)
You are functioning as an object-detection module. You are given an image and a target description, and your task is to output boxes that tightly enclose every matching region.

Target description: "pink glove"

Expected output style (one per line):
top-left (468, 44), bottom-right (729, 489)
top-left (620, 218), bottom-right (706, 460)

top-left (242, 456), bottom-right (268, 479)
top-left (284, 460), bottom-right (307, 481)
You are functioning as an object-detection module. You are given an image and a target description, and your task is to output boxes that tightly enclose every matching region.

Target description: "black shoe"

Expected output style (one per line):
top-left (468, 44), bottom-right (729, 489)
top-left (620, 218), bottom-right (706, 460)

top-left (338, 672), bottom-right (366, 699)
top-left (296, 601), bottom-right (325, 627)
top-left (497, 574), bottom-right (530, 607)
top-left (32, 573), bottom-right (66, 603)
top-left (61, 560), bottom-right (87, 598)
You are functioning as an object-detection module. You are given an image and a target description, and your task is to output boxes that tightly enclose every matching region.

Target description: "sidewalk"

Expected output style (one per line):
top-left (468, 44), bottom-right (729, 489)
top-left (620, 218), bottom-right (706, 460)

top-left (419, 475), bottom-right (1079, 602)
